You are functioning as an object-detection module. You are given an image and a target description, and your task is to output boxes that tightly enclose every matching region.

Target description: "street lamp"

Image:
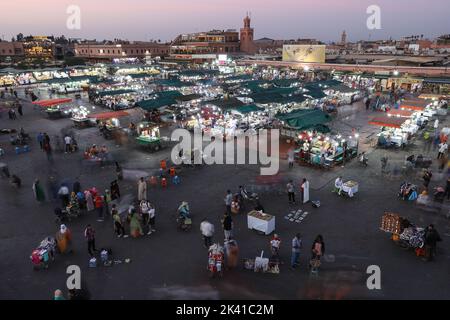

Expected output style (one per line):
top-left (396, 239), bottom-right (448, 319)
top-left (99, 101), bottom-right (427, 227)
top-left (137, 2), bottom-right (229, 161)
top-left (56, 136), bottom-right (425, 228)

top-left (393, 70), bottom-right (399, 76)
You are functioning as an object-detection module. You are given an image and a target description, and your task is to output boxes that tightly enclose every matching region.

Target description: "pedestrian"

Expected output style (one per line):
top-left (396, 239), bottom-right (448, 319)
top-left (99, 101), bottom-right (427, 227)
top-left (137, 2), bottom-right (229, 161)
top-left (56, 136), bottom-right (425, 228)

top-left (287, 180), bottom-right (296, 204)
top-left (104, 189), bottom-right (112, 216)
top-left (270, 234), bottom-right (281, 259)
top-left (115, 162), bottom-right (123, 181)
top-left (84, 190), bottom-right (95, 212)
top-left (43, 142), bottom-right (53, 162)
top-left (94, 193), bottom-right (104, 222)
top-left (54, 289), bottom-right (65, 301)
top-left (200, 219), bottom-right (215, 248)
top-left (37, 132), bottom-right (44, 149)
top-left (148, 203), bottom-right (156, 234)
top-left (84, 225), bottom-right (97, 256)
top-left (137, 177), bottom-right (147, 201)
top-left (43, 133), bottom-right (50, 146)
top-left (291, 233), bottom-right (303, 269)
top-left (110, 180), bottom-right (121, 200)
top-left (55, 224), bottom-right (72, 254)
top-left (311, 235), bottom-right (325, 261)
top-left (381, 154), bottom-right (388, 173)
top-left (222, 213), bottom-right (233, 242)
top-left (72, 179), bottom-right (81, 194)
top-left (438, 142), bottom-right (448, 160)
top-left (32, 179), bottom-right (46, 203)
top-left (128, 208), bottom-right (143, 238)
top-left (9, 108), bottom-right (17, 120)
top-left (225, 239), bottom-right (239, 270)
top-left (64, 135), bottom-right (72, 153)
top-left (444, 177), bottom-right (450, 200)
top-left (365, 97), bottom-right (371, 111)
top-left (423, 169), bottom-right (433, 189)
top-left (288, 148), bottom-right (295, 169)
top-left (140, 200), bottom-right (150, 227)
top-left (58, 185), bottom-right (70, 208)
top-left (17, 103), bottom-right (23, 116)
top-left (224, 190), bottom-right (233, 214)
top-left (423, 131), bottom-right (432, 154)
top-left (69, 192), bottom-right (80, 216)
top-left (423, 225), bottom-right (442, 262)
top-left (112, 205), bottom-right (127, 238)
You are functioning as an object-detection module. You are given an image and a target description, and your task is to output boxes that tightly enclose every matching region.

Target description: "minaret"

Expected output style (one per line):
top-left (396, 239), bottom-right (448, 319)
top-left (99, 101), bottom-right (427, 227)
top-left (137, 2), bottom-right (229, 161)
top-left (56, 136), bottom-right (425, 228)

top-left (341, 31), bottom-right (347, 45)
top-left (240, 13), bottom-right (256, 54)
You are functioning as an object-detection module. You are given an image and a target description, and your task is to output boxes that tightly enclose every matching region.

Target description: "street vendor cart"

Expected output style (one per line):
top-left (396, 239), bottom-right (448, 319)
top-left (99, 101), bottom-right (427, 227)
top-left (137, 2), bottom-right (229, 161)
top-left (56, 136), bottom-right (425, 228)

top-left (380, 212), bottom-right (426, 257)
top-left (247, 210), bottom-right (275, 235)
top-left (135, 122), bottom-right (162, 152)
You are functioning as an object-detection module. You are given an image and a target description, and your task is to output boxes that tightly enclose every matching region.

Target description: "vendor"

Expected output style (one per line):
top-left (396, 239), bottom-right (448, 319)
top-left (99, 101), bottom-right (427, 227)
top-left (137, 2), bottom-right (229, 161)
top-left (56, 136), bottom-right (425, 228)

top-left (335, 176), bottom-right (343, 195)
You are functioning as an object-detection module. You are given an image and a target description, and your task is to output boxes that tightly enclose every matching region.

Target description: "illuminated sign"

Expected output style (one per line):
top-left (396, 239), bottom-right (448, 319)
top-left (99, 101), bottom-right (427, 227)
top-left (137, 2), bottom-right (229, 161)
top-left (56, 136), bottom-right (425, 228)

top-left (282, 45), bottom-right (326, 63)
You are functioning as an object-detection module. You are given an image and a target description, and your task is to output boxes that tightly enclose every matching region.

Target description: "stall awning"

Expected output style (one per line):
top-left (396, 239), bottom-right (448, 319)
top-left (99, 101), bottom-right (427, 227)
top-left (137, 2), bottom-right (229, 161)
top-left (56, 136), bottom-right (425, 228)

top-left (175, 94), bottom-right (202, 102)
top-left (387, 110), bottom-right (414, 118)
top-left (97, 89), bottom-right (135, 97)
top-left (276, 109), bottom-right (331, 131)
top-left (32, 98), bottom-right (73, 107)
top-left (400, 99), bottom-right (431, 111)
top-left (202, 97), bottom-right (245, 109)
top-left (369, 116), bottom-right (405, 128)
top-left (232, 104), bottom-right (264, 114)
top-left (88, 111), bottom-right (129, 120)
top-left (154, 79), bottom-right (194, 87)
top-left (137, 90), bottom-right (183, 110)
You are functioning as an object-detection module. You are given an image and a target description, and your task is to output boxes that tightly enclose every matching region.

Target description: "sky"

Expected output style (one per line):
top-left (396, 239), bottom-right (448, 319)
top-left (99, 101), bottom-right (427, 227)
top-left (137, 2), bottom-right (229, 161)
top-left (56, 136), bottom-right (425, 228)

top-left (1, 0), bottom-right (449, 43)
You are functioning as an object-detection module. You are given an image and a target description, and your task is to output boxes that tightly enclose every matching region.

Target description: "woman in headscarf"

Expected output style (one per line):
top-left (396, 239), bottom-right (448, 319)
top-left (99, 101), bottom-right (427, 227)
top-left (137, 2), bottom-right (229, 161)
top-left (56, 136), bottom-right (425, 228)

top-left (32, 179), bottom-right (46, 203)
top-left (55, 224), bottom-right (72, 254)
top-left (84, 190), bottom-right (95, 212)
top-left (128, 208), bottom-right (143, 238)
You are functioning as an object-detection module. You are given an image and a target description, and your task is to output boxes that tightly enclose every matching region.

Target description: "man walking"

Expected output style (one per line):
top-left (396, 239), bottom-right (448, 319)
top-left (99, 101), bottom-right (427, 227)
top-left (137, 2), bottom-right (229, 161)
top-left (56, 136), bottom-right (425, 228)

top-left (288, 148), bottom-right (295, 169)
top-left (438, 141), bottom-right (448, 160)
top-left (222, 213), bottom-right (233, 242)
top-left (84, 225), bottom-right (97, 257)
top-left (64, 135), bottom-right (72, 153)
top-left (423, 225), bottom-right (442, 262)
top-left (37, 132), bottom-right (44, 149)
top-left (291, 233), bottom-right (303, 269)
top-left (287, 180), bottom-right (296, 204)
top-left (94, 193), bottom-right (104, 222)
top-left (200, 219), bottom-right (215, 248)
top-left (58, 185), bottom-right (70, 208)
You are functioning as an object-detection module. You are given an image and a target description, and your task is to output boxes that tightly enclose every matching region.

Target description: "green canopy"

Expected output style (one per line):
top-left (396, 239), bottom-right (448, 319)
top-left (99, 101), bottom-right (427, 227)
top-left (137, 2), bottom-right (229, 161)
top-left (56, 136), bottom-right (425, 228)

top-left (97, 89), bottom-right (135, 97)
top-left (276, 109), bottom-right (331, 131)
top-left (202, 97), bottom-right (244, 109)
top-left (154, 78), bottom-right (194, 87)
top-left (232, 104), bottom-right (264, 114)
top-left (303, 88), bottom-right (326, 99)
top-left (136, 90), bottom-right (183, 110)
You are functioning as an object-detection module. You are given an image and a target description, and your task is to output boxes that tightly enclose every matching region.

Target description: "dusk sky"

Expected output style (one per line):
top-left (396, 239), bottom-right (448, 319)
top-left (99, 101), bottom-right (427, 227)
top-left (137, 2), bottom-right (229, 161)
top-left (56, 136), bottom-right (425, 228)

top-left (1, 0), bottom-right (449, 42)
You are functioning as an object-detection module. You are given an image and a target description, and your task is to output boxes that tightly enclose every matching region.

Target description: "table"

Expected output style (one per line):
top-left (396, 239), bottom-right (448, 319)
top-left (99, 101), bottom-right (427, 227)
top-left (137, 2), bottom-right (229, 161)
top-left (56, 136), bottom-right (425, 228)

top-left (247, 211), bottom-right (275, 235)
top-left (342, 181), bottom-right (359, 197)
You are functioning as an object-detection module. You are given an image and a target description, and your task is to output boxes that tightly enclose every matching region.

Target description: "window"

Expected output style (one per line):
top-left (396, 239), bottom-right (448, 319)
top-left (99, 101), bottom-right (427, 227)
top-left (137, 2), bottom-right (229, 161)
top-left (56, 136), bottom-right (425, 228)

top-left (107, 50), bottom-right (110, 53)
top-left (98, 50), bottom-right (100, 53)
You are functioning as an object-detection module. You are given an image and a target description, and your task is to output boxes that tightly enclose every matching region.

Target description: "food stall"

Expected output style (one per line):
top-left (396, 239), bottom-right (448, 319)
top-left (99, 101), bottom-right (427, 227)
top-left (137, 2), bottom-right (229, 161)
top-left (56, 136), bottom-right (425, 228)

top-left (369, 116), bottom-right (412, 148)
top-left (88, 111), bottom-right (129, 140)
top-left (32, 98), bottom-right (74, 119)
top-left (341, 181), bottom-right (359, 197)
top-left (135, 122), bottom-right (162, 151)
top-left (380, 212), bottom-right (426, 257)
top-left (247, 210), bottom-right (275, 235)
top-left (71, 106), bottom-right (92, 128)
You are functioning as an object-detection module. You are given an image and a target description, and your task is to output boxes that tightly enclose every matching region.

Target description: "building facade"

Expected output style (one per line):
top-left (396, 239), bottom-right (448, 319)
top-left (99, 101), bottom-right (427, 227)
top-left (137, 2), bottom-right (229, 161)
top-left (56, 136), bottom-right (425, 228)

top-left (170, 30), bottom-right (240, 59)
top-left (0, 41), bottom-right (24, 58)
top-left (74, 42), bottom-right (170, 61)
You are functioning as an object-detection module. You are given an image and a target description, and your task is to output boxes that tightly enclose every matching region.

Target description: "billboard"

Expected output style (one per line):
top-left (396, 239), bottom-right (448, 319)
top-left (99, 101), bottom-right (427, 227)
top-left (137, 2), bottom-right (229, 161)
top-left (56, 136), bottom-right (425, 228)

top-left (282, 45), bottom-right (326, 63)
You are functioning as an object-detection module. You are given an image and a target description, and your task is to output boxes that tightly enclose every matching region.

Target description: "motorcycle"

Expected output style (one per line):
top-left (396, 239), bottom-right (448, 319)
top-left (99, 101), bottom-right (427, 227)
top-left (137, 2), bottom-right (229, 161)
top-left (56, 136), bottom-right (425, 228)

top-left (176, 202), bottom-right (192, 232)
top-left (208, 244), bottom-right (224, 278)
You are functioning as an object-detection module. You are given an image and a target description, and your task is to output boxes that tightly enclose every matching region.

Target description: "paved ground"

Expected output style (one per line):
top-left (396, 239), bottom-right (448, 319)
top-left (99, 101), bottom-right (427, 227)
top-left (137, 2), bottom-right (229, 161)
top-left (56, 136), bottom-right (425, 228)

top-left (0, 90), bottom-right (449, 300)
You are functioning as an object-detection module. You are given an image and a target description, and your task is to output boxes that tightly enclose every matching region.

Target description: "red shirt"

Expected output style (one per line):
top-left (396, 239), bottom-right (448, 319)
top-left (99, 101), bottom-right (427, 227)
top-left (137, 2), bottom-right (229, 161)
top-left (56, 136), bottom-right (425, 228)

top-left (94, 195), bottom-right (103, 208)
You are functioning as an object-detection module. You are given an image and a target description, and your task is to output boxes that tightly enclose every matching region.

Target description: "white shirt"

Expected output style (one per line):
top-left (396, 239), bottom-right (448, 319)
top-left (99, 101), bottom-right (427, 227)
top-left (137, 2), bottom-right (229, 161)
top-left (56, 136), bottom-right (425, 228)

top-left (64, 136), bottom-right (72, 145)
top-left (335, 178), bottom-right (343, 189)
top-left (200, 221), bottom-right (215, 237)
top-left (148, 208), bottom-right (155, 219)
top-left (439, 143), bottom-right (448, 153)
top-left (58, 186), bottom-right (69, 195)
